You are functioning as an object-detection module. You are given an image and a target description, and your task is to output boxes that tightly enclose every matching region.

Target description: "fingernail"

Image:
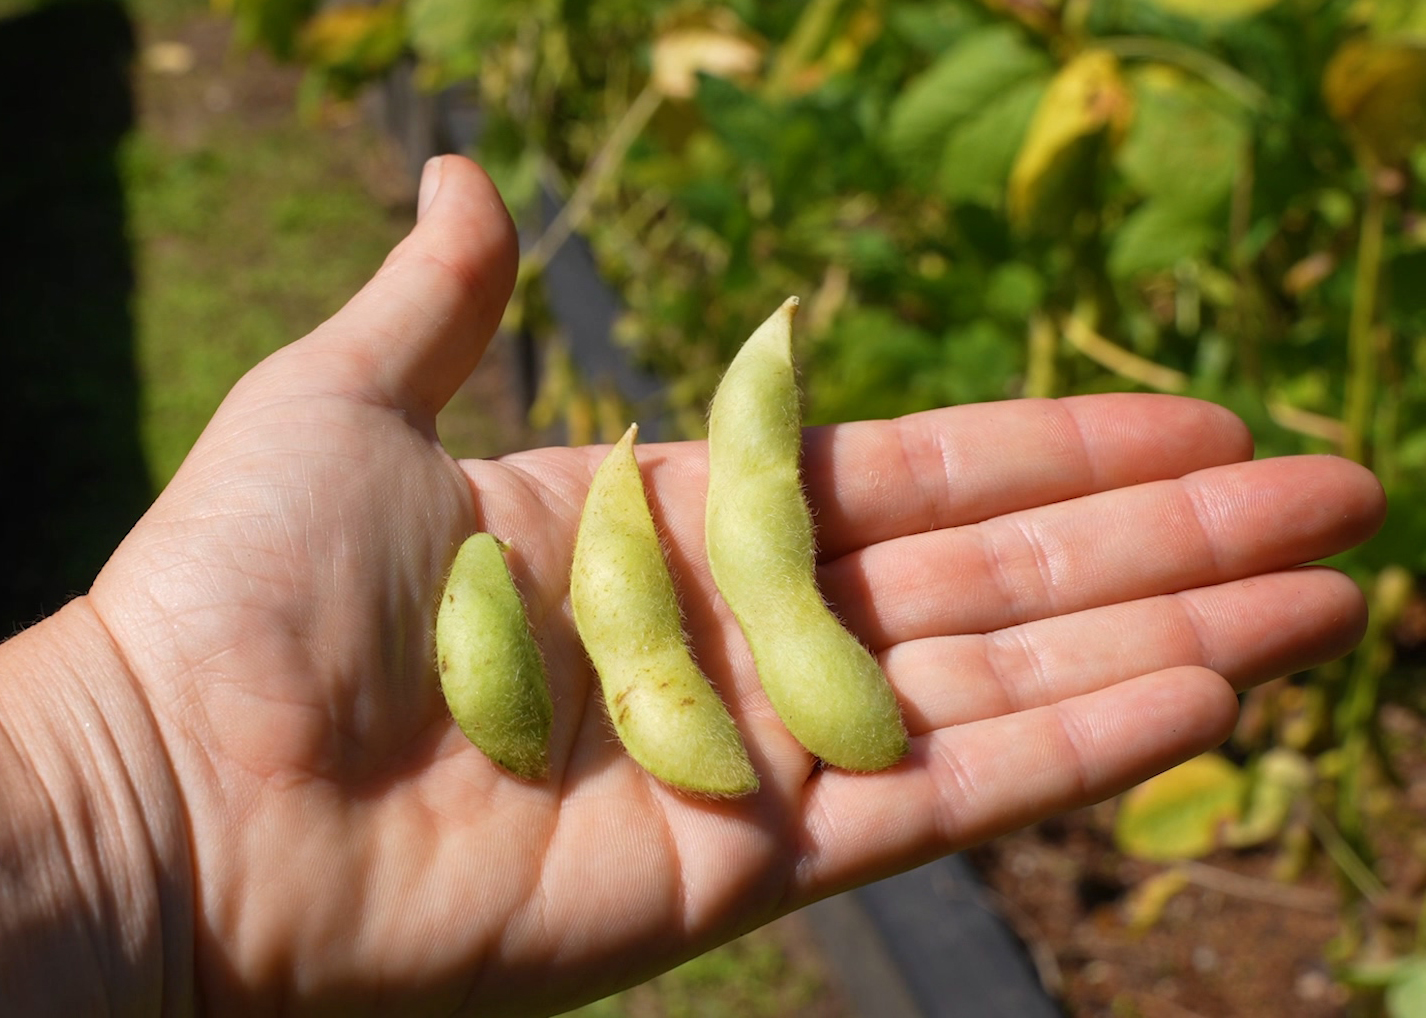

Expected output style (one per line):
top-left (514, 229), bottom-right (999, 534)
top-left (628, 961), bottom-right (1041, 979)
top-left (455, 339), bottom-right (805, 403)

top-left (418, 156), bottom-right (444, 221)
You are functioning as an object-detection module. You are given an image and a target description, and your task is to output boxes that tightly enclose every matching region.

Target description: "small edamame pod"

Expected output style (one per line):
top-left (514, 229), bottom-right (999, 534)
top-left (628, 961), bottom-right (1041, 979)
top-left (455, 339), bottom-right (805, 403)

top-left (571, 424), bottom-right (758, 797)
top-left (436, 532), bottom-right (552, 779)
top-left (706, 297), bottom-right (909, 771)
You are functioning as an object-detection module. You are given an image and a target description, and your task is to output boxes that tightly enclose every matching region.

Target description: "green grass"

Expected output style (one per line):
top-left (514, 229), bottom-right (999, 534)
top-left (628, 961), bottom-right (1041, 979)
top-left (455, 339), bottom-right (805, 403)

top-left (124, 111), bottom-right (410, 483)
top-left (559, 925), bottom-right (833, 1018)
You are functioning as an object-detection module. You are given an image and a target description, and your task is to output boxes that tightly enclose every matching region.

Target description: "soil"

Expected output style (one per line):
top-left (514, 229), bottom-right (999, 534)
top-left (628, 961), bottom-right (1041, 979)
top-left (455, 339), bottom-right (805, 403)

top-left (969, 803), bottom-right (1349, 1018)
top-left (969, 688), bottom-right (1426, 1018)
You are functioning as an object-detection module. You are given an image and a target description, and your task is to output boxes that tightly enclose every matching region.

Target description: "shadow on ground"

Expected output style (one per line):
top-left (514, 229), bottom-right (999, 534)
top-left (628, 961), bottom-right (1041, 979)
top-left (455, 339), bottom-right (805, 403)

top-left (1, 0), bottom-right (151, 633)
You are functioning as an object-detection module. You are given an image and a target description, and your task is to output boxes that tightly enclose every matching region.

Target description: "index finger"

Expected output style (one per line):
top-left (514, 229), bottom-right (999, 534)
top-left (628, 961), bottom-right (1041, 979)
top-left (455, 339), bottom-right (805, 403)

top-left (803, 394), bottom-right (1253, 559)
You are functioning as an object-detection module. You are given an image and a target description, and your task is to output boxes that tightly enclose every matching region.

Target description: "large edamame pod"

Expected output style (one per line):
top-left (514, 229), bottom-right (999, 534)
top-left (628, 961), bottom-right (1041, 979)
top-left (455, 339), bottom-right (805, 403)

top-left (706, 298), bottom-right (909, 771)
top-left (571, 424), bottom-right (758, 797)
top-left (436, 533), bottom-right (552, 779)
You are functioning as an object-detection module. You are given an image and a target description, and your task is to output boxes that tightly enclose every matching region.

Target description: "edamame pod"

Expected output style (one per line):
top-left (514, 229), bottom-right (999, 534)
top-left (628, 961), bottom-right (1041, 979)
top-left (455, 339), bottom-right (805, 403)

top-left (436, 533), bottom-right (552, 779)
top-left (706, 298), bottom-right (909, 771)
top-left (571, 424), bottom-right (758, 797)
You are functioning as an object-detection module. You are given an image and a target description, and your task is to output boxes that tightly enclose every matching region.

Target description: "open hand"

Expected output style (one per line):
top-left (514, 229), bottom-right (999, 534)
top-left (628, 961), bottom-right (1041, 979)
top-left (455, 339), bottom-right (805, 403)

top-left (70, 156), bottom-right (1385, 1015)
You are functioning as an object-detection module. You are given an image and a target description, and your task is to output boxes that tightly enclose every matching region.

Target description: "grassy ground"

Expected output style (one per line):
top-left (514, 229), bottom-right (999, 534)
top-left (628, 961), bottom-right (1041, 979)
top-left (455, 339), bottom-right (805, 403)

top-left (121, 6), bottom-right (847, 1014)
top-left (128, 7), bottom-right (416, 482)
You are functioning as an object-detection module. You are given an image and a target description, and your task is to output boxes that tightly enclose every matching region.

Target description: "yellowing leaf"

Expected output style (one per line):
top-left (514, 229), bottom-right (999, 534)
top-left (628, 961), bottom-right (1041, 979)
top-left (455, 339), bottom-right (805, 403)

top-left (1224, 747), bottom-right (1313, 848)
top-left (652, 27), bottom-right (764, 99)
top-left (298, 1), bottom-right (404, 77)
top-left (1123, 867), bottom-right (1190, 935)
top-left (1114, 753), bottom-right (1245, 861)
top-left (1324, 37), bottom-right (1426, 165)
top-left (1142, 0), bottom-right (1284, 21)
top-left (1008, 49), bottom-right (1132, 232)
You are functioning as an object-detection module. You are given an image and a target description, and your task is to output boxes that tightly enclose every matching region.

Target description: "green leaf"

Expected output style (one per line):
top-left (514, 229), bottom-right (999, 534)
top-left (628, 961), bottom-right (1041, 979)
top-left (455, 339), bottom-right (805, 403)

top-left (1117, 66), bottom-right (1248, 215)
top-left (805, 308), bottom-right (948, 424)
top-left (935, 320), bottom-right (1020, 405)
top-left (1115, 753), bottom-right (1246, 861)
top-left (407, 0), bottom-right (520, 77)
top-left (938, 77), bottom-right (1046, 207)
top-left (1109, 200), bottom-right (1219, 279)
top-left (984, 262), bottom-right (1046, 321)
top-left (694, 76), bottom-right (784, 167)
top-left (228, 0), bottom-right (321, 59)
top-left (884, 25), bottom-right (1049, 183)
top-left (1388, 960), bottom-right (1426, 1018)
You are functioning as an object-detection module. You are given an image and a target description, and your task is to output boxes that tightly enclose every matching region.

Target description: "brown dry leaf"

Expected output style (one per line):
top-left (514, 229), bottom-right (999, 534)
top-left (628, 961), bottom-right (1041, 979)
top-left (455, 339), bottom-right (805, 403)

top-left (1008, 49), bottom-right (1133, 231)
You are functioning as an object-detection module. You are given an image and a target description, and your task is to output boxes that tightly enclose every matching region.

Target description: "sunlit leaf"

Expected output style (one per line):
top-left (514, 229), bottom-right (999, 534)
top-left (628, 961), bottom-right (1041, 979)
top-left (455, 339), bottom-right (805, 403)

top-left (407, 0), bottom-right (519, 78)
top-left (1110, 200), bottom-right (1217, 278)
top-left (1117, 65), bottom-right (1247, 214)
top-left (1008, 49), bottom-right (1133, 232)
top-left (1324, 37), bottom-right (1426, 165)
top-left (298, 1), bottom-right (404, 84)
top-left (1387, 959), bottom-right (1426, 1018)
top-left (652, 27), bottom-right (764, 100)
top-left (1361, 0), bottom-right (1426, 43)
top-left (1115, 753), bottom-right (1246, 861)
top-left (884, 25), bottom-right (1050, 182)
top-left (938, 77), bottom-right (1046, 207)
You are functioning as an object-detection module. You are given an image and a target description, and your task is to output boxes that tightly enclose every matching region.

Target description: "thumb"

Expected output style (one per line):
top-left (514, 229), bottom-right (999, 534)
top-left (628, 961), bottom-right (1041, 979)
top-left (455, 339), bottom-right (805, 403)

top-left (296, 155), bottom-right (519, 421)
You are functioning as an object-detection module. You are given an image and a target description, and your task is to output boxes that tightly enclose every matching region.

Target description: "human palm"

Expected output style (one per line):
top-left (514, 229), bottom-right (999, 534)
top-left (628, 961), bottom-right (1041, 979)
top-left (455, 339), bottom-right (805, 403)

top-left (80, 159), bottom-right (1383, 1016)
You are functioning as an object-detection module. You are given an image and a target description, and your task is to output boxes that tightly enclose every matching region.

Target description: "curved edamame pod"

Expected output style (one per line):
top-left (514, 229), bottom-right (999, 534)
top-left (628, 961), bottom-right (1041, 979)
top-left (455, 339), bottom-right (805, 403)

top-left (706, 297), bottom-right (909, 771)
top-left (571, 424), bottom-right (758, 797)
top-left (436, 533), bottom-right (553, 779)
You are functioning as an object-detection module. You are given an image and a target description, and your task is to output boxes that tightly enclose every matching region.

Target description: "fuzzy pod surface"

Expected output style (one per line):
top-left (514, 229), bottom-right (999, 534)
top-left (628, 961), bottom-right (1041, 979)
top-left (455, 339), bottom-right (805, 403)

top-left (436, 532), bottom-right (553, 779)
top-left (706, 297), bottom-right (909, 771)
top-left (571, 424), bottom-right (758, 797)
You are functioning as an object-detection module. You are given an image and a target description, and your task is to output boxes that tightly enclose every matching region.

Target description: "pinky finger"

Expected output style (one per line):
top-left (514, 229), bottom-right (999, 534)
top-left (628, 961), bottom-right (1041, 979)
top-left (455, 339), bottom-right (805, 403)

top-left (788, 665), bottom-right (1238, 903)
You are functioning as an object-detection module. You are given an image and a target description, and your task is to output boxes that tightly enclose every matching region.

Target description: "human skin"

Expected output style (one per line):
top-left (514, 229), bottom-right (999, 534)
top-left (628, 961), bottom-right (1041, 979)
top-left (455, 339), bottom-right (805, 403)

top-left (0, 155), bottom-right (1386, 1017)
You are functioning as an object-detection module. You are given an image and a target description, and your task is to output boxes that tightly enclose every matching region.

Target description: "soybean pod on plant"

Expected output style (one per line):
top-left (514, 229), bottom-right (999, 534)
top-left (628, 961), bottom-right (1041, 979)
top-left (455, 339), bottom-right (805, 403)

top-left (436, 533), bottom-right (553, 779)
top-left (570, 423), bottom-right (758, 797)
top-left (706, 297), bottom-right (909, 772)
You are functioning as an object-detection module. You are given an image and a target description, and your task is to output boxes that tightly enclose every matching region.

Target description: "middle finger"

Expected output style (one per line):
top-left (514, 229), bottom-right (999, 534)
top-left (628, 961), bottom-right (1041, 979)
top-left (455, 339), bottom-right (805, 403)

top-left (823, 454), bottom-right (1381, 648)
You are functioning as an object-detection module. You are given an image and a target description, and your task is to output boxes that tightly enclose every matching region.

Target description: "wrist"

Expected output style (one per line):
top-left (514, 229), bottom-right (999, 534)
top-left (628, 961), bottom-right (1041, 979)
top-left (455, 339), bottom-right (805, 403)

top-left (0, 598), bottom-right (194, 1016)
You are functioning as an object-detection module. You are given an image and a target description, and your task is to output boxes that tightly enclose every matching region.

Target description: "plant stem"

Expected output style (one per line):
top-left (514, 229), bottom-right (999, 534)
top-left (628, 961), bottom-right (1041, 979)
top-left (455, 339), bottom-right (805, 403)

top-left (1098, 36), bottom-right (1268, 111)
top-left (1308, 805), bottom-right (1386, 904)
top-left (521, 83), bottom-right (663, 277)
top-left (1063, 313), bottom-right (1189, 392)
top-left (1025, 311), bottom-right (1058, 398)
top-left (1343, 177), bottom-right (1386, 465)
top-left (764, 0), bottom-right (845, 99)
